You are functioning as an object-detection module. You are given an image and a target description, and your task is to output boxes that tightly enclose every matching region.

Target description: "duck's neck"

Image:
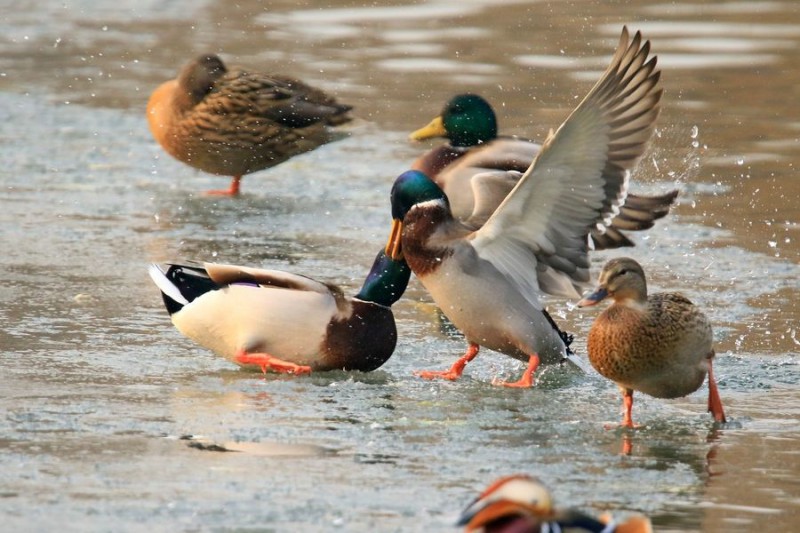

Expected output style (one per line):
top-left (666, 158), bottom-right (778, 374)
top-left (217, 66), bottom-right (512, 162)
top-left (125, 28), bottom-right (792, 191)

top-left (402, 200), bottom-right (463, 276)
top-left (411, 145), bottom-right (467, 180)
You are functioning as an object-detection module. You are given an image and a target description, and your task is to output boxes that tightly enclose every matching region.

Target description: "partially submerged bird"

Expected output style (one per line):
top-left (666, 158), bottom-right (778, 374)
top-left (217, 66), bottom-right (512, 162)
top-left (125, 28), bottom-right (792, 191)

top-left (147, 54), bottom-right (352, 195)
top-left (148, 250), bottom-right (411, 374)
top-left (409, 94), bottom-right (677, 247)
top-left (577, 257), bottom-right (727, 427)
top-left (458, 474), bottom-right (652, 533)
top-left (385, 27), bottom-right (662, 386)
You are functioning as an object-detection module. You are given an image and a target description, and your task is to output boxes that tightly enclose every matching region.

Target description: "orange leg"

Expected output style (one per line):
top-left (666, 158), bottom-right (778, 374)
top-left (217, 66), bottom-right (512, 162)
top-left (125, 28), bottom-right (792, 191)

top-left (603, 388), bottom-right (643, 430)
top-left (235, 349), bottom-right (311, 376)
top-left (620, 388), bottom-right (638, 428)
top-left (492, 354), bottom-right (540, 388)
top-left (414, 343), bottom-right (479, 381)
top-left (205, 175), bottom-right (242, 196)
top-left (707, 359), bottom-right (727, 423)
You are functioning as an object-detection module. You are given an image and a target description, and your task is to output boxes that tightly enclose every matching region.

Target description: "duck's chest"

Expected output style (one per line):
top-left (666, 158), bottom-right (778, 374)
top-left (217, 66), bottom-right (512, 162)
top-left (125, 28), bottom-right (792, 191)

top-left (586, 306), bottom-right (665, 380)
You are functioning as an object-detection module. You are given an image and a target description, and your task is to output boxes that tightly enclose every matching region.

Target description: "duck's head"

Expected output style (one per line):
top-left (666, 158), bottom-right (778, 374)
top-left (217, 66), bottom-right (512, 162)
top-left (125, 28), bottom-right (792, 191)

top-left (177, 54), bottom-right (227, 106)
top-left (355, 250), bottom-right (412, 307)
top-left (409, 94), bottom-right (498, 147)
top-left (577, 257), bottom-right (648, 307)
top-left (385, 170), bottom-right (449, 260)
top-left (457, 475), bottom-right (554, 532)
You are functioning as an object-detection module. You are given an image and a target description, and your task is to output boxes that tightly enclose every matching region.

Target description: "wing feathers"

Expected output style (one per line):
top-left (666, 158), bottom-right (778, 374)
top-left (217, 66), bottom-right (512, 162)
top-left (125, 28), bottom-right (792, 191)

top-left (473, 26), bottom-right (662, 298)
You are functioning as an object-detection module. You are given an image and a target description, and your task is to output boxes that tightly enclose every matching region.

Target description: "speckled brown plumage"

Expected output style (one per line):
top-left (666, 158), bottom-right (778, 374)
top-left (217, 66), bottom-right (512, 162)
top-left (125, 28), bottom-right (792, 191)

top-left (579, 257), bottom-right (726, 426)
top-left (587, 293), bottom-right (710, 398)
top-left (147, 54), bottom-right (352, 194)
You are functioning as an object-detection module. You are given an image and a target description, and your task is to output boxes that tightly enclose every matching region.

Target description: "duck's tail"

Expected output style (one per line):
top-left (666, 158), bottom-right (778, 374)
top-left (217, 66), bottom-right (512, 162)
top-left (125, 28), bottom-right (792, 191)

top-left (148, 263), bottom-right (218, 315)
top-left (542, 308), bottom-right (592, 374)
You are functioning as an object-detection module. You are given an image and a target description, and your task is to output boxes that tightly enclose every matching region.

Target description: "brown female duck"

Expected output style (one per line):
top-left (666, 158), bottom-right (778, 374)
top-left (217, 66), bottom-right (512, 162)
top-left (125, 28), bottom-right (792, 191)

top-left (147, 54), bottom-right (352, 195)
top-left (578, 257), bottom-right (727, 427)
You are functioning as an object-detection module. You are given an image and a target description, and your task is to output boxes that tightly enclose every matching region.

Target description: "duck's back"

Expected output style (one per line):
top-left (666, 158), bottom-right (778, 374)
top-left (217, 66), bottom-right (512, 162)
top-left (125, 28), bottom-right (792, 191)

top-left (588, 293), bottom-right (712, 398)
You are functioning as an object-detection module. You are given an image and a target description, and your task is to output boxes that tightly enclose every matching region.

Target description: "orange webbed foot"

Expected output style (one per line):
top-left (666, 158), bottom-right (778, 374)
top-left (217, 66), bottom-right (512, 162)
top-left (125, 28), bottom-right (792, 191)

top-left (414, 369), bottom-right (462, 381)
top-left (413, 343), bottom-right (479, 382)
top-left (491, 354), bottom-right (540, 388)
top-left (203, 176), bottom-right (242, 196)
top-left (235, 351), bottom-right (312, 376)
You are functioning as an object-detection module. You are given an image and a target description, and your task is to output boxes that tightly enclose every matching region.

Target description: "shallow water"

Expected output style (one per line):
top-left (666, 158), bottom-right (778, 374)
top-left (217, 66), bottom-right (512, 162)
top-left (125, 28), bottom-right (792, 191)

top-left (1, 1), bottom-right (799, 531)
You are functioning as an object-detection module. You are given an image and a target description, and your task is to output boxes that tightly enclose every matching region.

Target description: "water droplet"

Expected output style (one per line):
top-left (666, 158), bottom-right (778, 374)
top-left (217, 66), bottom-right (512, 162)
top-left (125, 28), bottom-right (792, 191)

top-left (690, 125), bottom-right (699, 139)
top-left (735, 156), bottom-right (745, 166)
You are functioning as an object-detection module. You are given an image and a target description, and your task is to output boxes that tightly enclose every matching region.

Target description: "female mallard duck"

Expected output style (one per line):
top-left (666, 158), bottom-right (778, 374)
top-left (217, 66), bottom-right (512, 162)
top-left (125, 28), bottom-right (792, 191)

top-left (577, 257), bottom-right (726, 427)
top-left (410, 95), bottom-right (677, 247)
top-left (148, 250), bottom-right (410, 374)
top-left (385, 27), bottom-right (662, 386)
top-left (147, 54), bottom-right (352, 195)
top-left (458, 474), bottom-right (652, 533)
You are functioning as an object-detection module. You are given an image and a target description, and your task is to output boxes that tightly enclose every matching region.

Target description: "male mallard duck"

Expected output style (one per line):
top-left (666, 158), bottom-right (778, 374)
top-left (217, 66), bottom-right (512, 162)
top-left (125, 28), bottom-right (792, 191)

top-left (577, 257), bottom-right (726, 427)
top-left (147, 54), bottom-right (352, 195)
top-left (148, 250), bottom-right (410, 374)
top-left (458, 474), bottom-right (652, 533)
top-left (385, 27), bottom-right (662, 386)
top-left (410, 95), bottom-right (677, 247)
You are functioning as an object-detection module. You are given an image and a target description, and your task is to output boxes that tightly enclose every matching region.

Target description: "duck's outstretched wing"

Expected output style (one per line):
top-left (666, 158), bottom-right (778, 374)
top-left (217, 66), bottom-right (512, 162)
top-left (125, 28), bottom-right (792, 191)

top-left (473, 27), bottom-right (662, 298)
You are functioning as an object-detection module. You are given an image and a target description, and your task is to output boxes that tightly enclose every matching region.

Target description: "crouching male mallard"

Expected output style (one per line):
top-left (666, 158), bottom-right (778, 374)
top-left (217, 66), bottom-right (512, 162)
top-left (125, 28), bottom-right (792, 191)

top-left (148, 250), bottom-right (410, 374)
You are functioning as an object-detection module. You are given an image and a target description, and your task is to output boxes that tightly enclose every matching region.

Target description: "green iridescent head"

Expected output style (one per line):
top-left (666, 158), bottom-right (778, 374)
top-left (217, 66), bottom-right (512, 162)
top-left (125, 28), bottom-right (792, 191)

top-left (410, 94), bottom-right (498, 148)
top-left (355, 249), bottom-right (412, 307)
top-left (442, 94), bottom-right (498, 146)
top-left (389, 170), bottom-right (448, 221)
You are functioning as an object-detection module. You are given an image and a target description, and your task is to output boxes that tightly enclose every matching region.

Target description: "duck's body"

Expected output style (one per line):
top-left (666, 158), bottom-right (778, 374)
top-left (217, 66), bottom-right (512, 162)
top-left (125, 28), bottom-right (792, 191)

top-left (459, 475), bottom-right (652, 533)
top-left (149, 251), bottom-right (410, 374)
top-left (410, 95), bottom-right (677, 245)
top-left (386, 27), bottom-right (663, 386)
top-left (399, 195), bottom-right (566, 366)
top-left (578, 257), bottom-right (726, 426)
top-left (147, 54), bottom-right (352, 195)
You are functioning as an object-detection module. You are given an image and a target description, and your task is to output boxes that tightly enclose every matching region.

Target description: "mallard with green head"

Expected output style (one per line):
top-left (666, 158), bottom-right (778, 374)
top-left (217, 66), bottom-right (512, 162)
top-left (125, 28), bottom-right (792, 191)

top-left (577, 257), bottom-right (726, 427)
top-left (410, 93), bottom-right (676, 247)
top-left (458, 474), bottom-right (652, 533)
top-left (385, 27), bottom-right (662, 386)
top-left (148, 250), bottom-right (410, 374)
top-left (147, 54), bottom-right (352, 195)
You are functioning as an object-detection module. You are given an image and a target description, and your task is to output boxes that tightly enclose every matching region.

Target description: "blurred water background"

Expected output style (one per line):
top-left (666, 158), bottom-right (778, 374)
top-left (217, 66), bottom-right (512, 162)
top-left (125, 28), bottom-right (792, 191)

top-left (1, 1), bottom-right (798, 531)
